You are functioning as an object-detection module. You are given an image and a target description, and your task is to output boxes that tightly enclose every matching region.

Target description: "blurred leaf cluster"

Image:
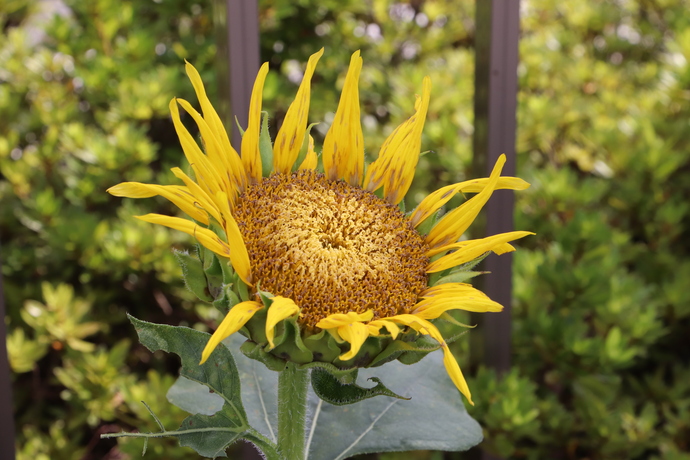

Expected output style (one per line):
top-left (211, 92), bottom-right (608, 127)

top-left (2, 0), bottom-right (689, 458)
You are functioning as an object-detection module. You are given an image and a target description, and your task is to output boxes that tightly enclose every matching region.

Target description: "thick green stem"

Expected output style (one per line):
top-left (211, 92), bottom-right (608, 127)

top-left (277, 362), bottom-right (310, 460)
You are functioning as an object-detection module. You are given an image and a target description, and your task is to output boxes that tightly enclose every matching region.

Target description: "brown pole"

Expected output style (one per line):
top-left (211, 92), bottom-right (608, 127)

top-left (471, 1), bottom-right (520, 459)
top-left (213, 0), bottom-right (261, 150)
top-left (0, 241), bottom-right (16, 460)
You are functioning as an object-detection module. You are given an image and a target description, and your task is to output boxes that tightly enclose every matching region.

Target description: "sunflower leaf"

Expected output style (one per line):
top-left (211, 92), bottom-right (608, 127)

top-left (128, 316), bottom-right (249, 457)
top-left (173, 249), bottom-right (215, 302)
top-left (223, 334), bottom-right (483, 458)
top-left (311, 368), bottom-right (410, 405)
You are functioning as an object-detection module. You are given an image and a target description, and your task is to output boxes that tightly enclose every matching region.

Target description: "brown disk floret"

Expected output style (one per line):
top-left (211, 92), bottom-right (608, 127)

top-left (233, 170), bottom-right (429, 327)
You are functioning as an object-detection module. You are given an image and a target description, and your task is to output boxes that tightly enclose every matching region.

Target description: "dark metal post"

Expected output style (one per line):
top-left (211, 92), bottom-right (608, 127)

top-left (472, 0), bottom-right (521, 377)
top-left (472, 0), bottom-right (520, 374)
top-left (470, 2), bottom-right (519, 458)
top-left (213, 0), bottom-right (261, 150)
top-left (0, 241), bottom-right (16, 460)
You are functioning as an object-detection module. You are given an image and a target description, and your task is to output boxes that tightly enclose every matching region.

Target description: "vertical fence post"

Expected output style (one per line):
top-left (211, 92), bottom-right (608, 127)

top-left (0, 242), bottom-right (16, 460)
top-left (213, 0), bottom-right (261, 150)
top-left (472, 0), bottom-right (521, 379)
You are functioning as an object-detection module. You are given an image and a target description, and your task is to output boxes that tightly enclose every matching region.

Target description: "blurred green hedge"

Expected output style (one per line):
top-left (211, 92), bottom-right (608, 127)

top-left (2, 0), bottom-right (689, 459)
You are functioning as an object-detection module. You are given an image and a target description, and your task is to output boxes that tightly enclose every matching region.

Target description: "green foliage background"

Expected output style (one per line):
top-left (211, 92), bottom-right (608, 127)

top-left (2, 0), bottom-right (689, 459)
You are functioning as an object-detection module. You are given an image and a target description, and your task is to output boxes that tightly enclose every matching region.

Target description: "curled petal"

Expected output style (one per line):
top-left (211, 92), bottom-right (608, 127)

top-left (426, 154), bottom-right (506, 249)
top-left (364, 77), bottom-right (431, 205)
top-left (170, 167), bottom-right (224, 225)
top-left (169, 99), bottom-right (223, 198)
top-left (200, 301), bottom-right (263, 364)
top-left (441, 343), bottom-right (473, 405)
top-left (176, 98), bottom-right (246, 193)
top-left (273, 48), bottom-right (324, 174)
top-left (265, 296), bottom-right (301, 348)
top-left (242, 62), bottom-right (270, 183)
top-left (214, 191), bottom-right (252, 286)
top-left (367, 319), bottom-right (401, 339)
top-left (136, 214), bottom-right (232, 259)
top-left (322, 50), bottom-right (364, 185)
top-left (336, 322), bottom-right (369, 361)
top-left (315, 310), bottom-right (374, 329)
top-left (185, 61), bottom-right (235, 172)
top-left (107, 182), bottom-right (209, 225)
top-left (409, 176), bottom-right (530, 228)
top-left (427, 231), bottom-right (535, 270)
top-left (386, 314), bottom-right (473, 404)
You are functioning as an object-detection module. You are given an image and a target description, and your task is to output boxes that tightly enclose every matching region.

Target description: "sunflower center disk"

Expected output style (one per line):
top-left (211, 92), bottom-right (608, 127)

top-left (233, 170), bottom-right (429, 328)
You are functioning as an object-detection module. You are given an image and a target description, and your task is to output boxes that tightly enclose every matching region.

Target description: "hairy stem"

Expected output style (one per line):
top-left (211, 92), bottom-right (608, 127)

top-left (277, 362), bottom-right (310, 460)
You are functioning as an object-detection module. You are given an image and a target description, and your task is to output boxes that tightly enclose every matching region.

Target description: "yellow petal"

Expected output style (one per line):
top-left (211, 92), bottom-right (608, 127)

top-left (322, 50), bottom-right (364, 185)
top-left (427, 231), bottom-right (534, 270)
top-left (169, 98), bottom-right (222, 198)
top-left (107, 182), bottom-right (209, 225)
top-left (336, 322), bottom-right (369, 361)
top-left (298, 135), bottom-right (318, 170)
top-left (441, 343), bottom-right (473, 405)
top-left (170, 167), bottom-right (224, 225)
top-left (214, 191), bottom-right (253, 286)
top-left (493, 242), bottom-right (516, 255)
top-left (425, 154), bottom-right (506, 248)
top-left (108, 182), bottom-right (209, 225)
top-left (242, 62), bottom-right (270, 183)
top-left (364, 77), bottom-right (431, 204)
top-left (107, 182), bottom-right (158, 198)
top-left (367, 319), bottom-right (401, 339)
top-left (200, 301), bottom-right (263, 363)
top-left (409, 177), bottom-right (531, 227)
top-left (386, 314), bottom-right (473, 404)
top-left (315, 310), bottom-right (374, 329)
top-left (414, 283), bottom-right (502, 317)
top-left (176, 98), bottom-right (246, 194)
top-left (185, 61), bottom-right (234, 167)
top-left (265, 296), bottom-right (301, 348)
top-left (136, 213), bottom-right (233, 261)
top-left (273, 48), bottom-right (324, 174)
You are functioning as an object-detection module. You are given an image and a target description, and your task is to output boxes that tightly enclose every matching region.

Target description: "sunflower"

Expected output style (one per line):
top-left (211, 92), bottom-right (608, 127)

top-left (108, 49), bottom-right (531, 405)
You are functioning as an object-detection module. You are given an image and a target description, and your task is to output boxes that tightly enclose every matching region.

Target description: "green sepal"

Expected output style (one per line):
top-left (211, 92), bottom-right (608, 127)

top-left (200, 244), bottom-right (222, 276)
top-left (269, 316), bottom-right (314, 364)
top-left (218, 254), bottom-right (237, 286)
top-left (397, 335), bottom-right (442, 365)
top-left (234, 115), bottom-right (246, 137)
top-left (415, 208), bottom-right (441, 237)
top-left (235, 273), bottom-right (250, 301)
top-left (433, 270), bottom-right (487, 286)
top-left (444, 251), bottom-right (491, 275)
top-left (369, 338), bottom-right (440, 368)
top-left (293, 122), bottom-right (320, 171)
top-left (438, 312), bottom-right (476, 329)
top-left (173, 249), bottom-right (215, 302)
top-left (240, 340), bottom-right (287, 372)
top-left (212, 284), bottom-right (241, 315)
top-left (302, 329), bottom-right (343, 363)
top-left (259, 111), bottom-right (273, 177)
top-left (242, 305), bottom-right (269, 344)
top-left (310, 367), bottom-right (410, 406)
top-left (398, 197), bottom-right (406, 213)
